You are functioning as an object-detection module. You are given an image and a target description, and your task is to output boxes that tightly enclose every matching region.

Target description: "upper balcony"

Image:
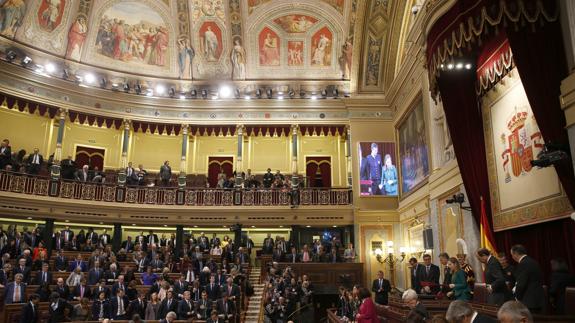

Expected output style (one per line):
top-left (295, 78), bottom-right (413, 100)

top-left (0, 171), bottom-right (354, 226)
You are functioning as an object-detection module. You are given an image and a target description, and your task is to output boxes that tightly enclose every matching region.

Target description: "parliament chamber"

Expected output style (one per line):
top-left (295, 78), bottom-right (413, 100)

top-left (1, 0), bottom-right (575, 322)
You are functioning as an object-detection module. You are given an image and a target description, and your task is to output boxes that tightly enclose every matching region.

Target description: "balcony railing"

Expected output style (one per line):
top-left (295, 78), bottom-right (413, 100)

top-left (0, 171), bottom-right (352, 207)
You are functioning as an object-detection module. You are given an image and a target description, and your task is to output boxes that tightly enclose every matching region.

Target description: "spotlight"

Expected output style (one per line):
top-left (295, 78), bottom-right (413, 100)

top-left (111, 83), bottom-right (120, 91)
top-left (201, 89), bottom-right (208, 99)
top-left (288, 89), bottom-right (295, 98)
top-left (244, 95), bottom-right (251, 100)
top-left (6, 51), bottom-right (16, 62)
top-left (277, 95), bottom-right (284, 100)
top-left (456, 63), bottom-right (463, 69)
top-left (234, 88), bottom-right (241, 99)
top-left (266, 88), bottom-right (273, 99)
top-left (134, 84), bottom-right (142, 95)
top-left (84, 73), bottom-right (95, 84)
top-left (332, 88), bottom-right (339, 98)
top-left (310, 95), bottom-right (317, 100)
top-left (447, 64), bottom-right (454, 70)
top-left (168, 87), bottom-right (176, 98)
top-left (440, 64), bottom-right (445, 69)
top-left (219, 86), bottom-right (232, 98)
top-left (99, 77), bottom-right (107, 88)
top-left (155, 85), bottom-right (165, 95)
top-left (465, 63), bottom-right (472, 70)
top-left (190, 89), bottom-right (197, 98)
top-left (299, 90), bottom-right (306, 98)
top-left (146, 89), bottom-right (154, 97)
top-left (21, 56), bottom-right (32, 67)
top-left (123, 83), bottom-right (130, 93)
top-left (179, 93), bottom-right (186, 100)
top-left (256, 88), bottom-right (262, 99)
top-left (45, 63), bottom-right (56, 73)
top-left (321, 89), bottom-right (328, 98)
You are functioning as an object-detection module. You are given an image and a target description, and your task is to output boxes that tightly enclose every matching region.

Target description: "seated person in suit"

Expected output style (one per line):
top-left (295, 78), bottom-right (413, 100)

top-left (4, 273), bottom-right (26, 304)
top-left (446, 300), bottom-right (497, 323)
top-left (160, 311), bottom-right (178, 323)
top-left (34, 262), bottom-right (52, 285)
top-left (497, 300), bottom-right (533, 323)
top-left (402, 289), bottom-right (429, 320)
top-left (92, 290), bottom-right (111, 321)
top-left (54, 277), bottom-right (70, 300)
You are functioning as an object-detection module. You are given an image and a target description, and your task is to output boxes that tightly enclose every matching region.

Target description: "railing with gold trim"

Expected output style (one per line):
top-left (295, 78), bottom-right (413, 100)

top-left (0, 171), bottom-right (352, 207)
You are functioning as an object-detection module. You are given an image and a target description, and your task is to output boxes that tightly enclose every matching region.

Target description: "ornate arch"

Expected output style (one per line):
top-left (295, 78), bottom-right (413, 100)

top-left (245, 1), bottom-right (347, 79)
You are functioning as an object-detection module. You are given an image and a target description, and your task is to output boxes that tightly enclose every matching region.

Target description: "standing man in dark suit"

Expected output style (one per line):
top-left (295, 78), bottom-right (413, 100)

top-left (477, 248), bottom-right (507, 305)
top-left (121, 236), bottom-right (134, 253)
top-left (61, 226), bottom-right (74, 245)
top-left (160, 160), bottom-right (172, 187)
top-left (363, 143), bottom-right (383, 195)
top-left (19, 294), bottom-right (40, 323)
top-left (14, 258), bottom-right (30, 283)
top-left (419, 254), bottom-right (440, 294)
top-left (147, 230), bottom-right (159, 247)
top-left (48, 292), bottom-right (74, 323)
top-left (158, 290), bottom-right (178, 319)
top-left (125, 162), bottom-right (137, 185)
top-left (177, 290), bottom-right (194, 320)
top-left (26, 148), bottom-right (43, 175)
top-left (511, 244), bottom-right (545, 313)
top-left (205, 275), bottom-right (220, 301)
top-left (128, 292), bottom-right (147, 319)
top-left (0, 139), bottom-right (11, 170)
top-left (371, 270), bottom-right (391, 305)
top-left (286, 246), bottom-right (299, 263)
top-left (99, 229), bottom-right (111, 247)
top-left (408, 257), bottom-right (422, 294)
top-left (439, 253), bottom-right (452, 295)
top-left (110, 288), bottom-right (129, 320)
top-left (263, 233), bottom-right (274, 254)
top-left (86, 228), bottom-right (98, 246)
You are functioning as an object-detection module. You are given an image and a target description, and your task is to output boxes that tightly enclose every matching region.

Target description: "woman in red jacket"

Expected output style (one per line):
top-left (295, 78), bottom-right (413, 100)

top-left (355, 287), bottom-right (380, 323)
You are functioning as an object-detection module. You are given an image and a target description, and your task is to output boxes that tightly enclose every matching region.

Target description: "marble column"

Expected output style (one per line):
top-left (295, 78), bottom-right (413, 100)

top-left (291, 124), bottom-right (299, 188)
top-left (43, 218), bottom-right (54, 256)
top-left (235, 125), bottom-right (244, 187)
top-left (178, 124), bottom-right (189, 188)
top-left (175, 225), bottom-right (184, 259)
top-left (345, 125), bottom-right (352, 187)
top-left (50, 109), bottom-right (67, 179)
top-left (117, 120), bottom-right (130, 186)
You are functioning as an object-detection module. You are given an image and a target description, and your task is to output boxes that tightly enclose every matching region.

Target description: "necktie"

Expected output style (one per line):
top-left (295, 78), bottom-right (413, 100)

top-left (426, 266), bottom-right (430, 275)
top-left (187, 271), bottom-right (191, 282)
top-left (52, 302), bottom-right (57, 310)
top-left (43, 272), bottom-right (47, 283)
top-left (81, 286), bottom-right (84, 298)
top-left (187, 300), bottom-right (190, 312)
top-left (14, 284), bottom-right (20, 302)
top-left (168, 299), bottom-right (171, 308)
top-left (99, 303), bottom-right (104, 318)
top-left (379, 279), bottom-right (382, 289)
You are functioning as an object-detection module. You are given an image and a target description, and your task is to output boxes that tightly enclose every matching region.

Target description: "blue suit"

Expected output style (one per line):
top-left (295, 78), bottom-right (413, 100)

top-left (69, 260), bottom-right (87, 272)
top-left (4, 282), bottom-right (26, 304)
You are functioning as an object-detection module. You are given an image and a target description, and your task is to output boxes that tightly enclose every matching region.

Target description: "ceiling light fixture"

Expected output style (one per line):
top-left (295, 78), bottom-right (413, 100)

top-left (134, 84), bottom-right (142, 94)
top-left (234, 88), bottom-right (241, 99)
top-left (168, 87), bottom-right (176, 98)
top-left (123, 83), bottom-right (130, 93)
top-left (256, 88), bottom-right (262, 99)
top-left (155, 85), bottom-right (165, 95)
top-left (310, 95), bottom-right (317, 100)
top-left (244, 95), bottom-right (251, 100)
top-left (455, 63), bottom-right (463, 69)
top-left (21, 56), bottom-right (32, 67)
top-left (190, 89), bottom-right (197, 98)
top-left (465, 63), bottom-right (472, 70)
top-left (201, 89), bottom-right (208, 99)
top-left (266, 88), bottom-right (273, 99)
top-left (45, 63), bottom-right (56, 73)
top-left (219, 86), bottom-right (232, 98)
top-left (84, 73), bottom-right (95, 84)
top-left (6, 51), bottom-right (17, 62)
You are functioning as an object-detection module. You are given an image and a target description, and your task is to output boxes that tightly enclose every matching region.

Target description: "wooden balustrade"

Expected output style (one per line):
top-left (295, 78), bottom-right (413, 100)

top-left (0, 171), bottom-right (352, 206)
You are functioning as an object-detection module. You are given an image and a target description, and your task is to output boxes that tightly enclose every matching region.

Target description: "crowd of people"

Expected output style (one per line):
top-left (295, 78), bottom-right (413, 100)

top-left (0, 224), bottom-right (256, 322)
top-left (335, 245), bottom-right (575, 322)
top-left (260, 233), bottom-right (356, 264)
top-left (262, 263), bottom-right (315, 323)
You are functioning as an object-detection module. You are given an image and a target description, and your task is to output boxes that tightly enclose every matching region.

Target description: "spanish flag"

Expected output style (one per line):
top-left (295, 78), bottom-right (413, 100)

top-left (480, 196), bottom-right (497, 253)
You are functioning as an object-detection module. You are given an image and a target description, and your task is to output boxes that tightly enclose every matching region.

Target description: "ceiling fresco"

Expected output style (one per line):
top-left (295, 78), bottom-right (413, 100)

top-left (0, 0), bottom-right (410, 95)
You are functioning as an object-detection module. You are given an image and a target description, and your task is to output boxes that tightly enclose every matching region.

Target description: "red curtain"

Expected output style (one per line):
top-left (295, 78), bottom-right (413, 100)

top-left (305, 157), bottom-right (331, 188)
top-left (75, 146), bottom-right (105, 170)
top-left (437, 69), bottom-right (491, 227)
top-left (207, 157), bottom-right (234, 188)
top-left (504, 15), bottom-right (575, 207)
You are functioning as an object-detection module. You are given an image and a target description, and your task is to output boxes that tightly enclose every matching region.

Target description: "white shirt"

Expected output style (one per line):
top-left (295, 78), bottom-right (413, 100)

top-left (471, 311), bottom-right (478, 322)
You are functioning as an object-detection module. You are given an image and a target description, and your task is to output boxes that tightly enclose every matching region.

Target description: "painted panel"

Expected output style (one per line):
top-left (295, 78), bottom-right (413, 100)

top-left (310, 26), bottom-right (332, 66)
top-left (199, 21), bottom-right (222, 62)
top-left (273, 15), bottom-right (317, 33)
top-left (287, 40), bottom-right (303, 66)
top-left (258, 26), bottom-right (280, 66)
top-left (37, 0), bottom-right (66, 32)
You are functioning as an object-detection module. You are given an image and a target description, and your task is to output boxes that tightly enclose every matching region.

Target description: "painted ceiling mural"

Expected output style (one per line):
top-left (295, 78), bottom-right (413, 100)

top-left (0, 0), bottom-right (406, 91)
